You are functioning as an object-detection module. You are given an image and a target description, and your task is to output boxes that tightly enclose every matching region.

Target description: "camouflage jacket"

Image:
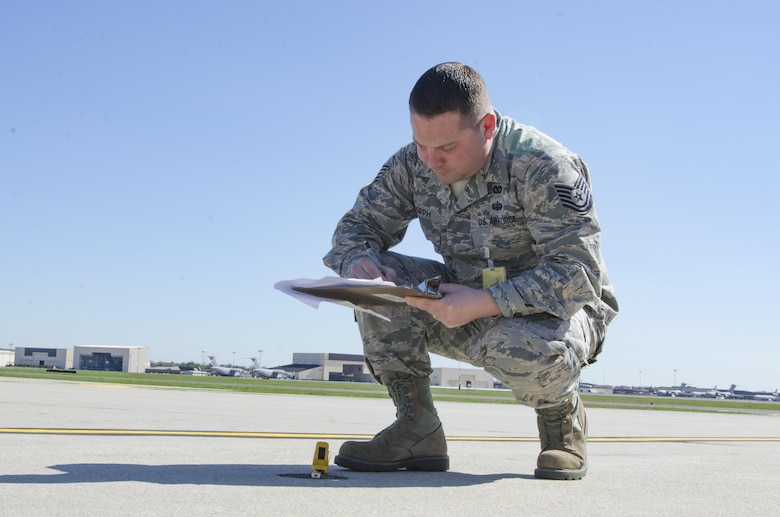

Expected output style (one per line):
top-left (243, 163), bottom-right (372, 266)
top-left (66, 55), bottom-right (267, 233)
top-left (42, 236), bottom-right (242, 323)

top-left (323, 112), bottom-right (618, 330)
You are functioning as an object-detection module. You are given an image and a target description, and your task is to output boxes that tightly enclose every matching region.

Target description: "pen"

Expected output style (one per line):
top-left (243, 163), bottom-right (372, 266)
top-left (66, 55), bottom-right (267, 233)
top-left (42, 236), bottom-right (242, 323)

top-left (363, 241), bottom-right (383, 272)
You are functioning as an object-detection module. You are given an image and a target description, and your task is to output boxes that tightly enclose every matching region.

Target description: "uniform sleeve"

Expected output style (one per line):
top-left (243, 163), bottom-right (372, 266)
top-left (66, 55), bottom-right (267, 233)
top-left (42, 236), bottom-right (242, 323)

top-left (322, 149), bottom-right (419, 277)
top-left (487, 150), bottom-right (607, 320)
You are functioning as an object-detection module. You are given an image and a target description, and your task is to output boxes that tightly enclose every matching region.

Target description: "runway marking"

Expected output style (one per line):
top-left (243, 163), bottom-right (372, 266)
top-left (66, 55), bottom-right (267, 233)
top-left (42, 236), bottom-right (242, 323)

top-left (74, 383), bottom-right (141, 389)
top-left (1, 428), bottom-right (779, 442)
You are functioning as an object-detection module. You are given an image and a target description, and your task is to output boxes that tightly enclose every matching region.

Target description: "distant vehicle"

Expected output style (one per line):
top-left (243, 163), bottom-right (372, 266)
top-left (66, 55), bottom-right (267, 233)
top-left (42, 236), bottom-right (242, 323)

top-left (207, 356), bottom-right (249, 377)
top-left (249, 357), bottom-right (294, 379)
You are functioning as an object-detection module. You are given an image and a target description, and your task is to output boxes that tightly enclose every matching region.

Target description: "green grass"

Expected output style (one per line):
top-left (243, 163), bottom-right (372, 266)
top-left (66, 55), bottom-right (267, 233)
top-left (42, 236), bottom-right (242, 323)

top-left (2, 367), bottom-right (778, 414)
top-left (580, 395), bottom-right (780, 413)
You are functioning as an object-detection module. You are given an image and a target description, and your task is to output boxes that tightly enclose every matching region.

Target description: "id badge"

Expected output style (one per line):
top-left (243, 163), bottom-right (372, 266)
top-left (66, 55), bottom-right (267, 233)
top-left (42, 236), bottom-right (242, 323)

top-left (482, 266), bottom-right (506, 289)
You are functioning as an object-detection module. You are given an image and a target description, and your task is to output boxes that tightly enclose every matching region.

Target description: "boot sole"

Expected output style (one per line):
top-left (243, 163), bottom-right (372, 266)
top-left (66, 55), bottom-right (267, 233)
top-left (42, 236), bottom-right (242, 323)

top-left (534, 465), bottom-right (587, 480)
top-left (334, 453), bottom-right (450, 472)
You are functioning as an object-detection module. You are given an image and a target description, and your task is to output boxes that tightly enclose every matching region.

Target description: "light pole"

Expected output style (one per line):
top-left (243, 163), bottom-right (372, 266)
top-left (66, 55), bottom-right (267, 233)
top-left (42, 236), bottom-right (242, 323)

top-left (232, 352), bottom-right (236, 367)
top-left (201, 351), bottom-right (205, 370)
top-left (674, 369), bottom-right (677, 386)
top-left (639, 371), bottom-right (642, 388)
top-left (258, 349), bottom-right (263, 367)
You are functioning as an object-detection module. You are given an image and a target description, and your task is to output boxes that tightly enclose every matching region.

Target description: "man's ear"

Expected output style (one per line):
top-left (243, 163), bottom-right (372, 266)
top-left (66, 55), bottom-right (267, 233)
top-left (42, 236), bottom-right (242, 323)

top-left (481, 112), bottom-right (497, 139)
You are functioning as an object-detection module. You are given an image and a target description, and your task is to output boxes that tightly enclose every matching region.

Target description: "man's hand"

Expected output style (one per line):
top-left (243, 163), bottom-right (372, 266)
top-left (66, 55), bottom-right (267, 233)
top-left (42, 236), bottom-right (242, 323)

top-left (347, 256), bottom-right (398, 282)
top-left (405, 283), bottom-right (501, 328)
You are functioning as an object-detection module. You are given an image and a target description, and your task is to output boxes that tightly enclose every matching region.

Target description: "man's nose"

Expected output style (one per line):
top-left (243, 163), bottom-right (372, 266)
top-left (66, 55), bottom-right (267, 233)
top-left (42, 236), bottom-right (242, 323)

top-left (425, 149), bottom-right (443, 168)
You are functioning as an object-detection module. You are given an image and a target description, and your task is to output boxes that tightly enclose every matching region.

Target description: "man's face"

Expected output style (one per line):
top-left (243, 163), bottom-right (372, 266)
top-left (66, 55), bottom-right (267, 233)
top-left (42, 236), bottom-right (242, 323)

top-left (411, 110), bottom-right (495, 185)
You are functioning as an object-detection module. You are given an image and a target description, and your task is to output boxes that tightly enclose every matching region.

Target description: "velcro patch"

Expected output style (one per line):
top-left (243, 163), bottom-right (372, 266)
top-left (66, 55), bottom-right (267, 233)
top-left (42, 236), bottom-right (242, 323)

top-left (554, 174), bottom-right (592, 213)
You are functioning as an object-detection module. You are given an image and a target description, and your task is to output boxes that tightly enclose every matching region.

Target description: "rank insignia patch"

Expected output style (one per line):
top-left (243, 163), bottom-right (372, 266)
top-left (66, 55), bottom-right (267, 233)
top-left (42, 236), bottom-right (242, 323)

top-left (372, 163), bottom-right (391, 184)
top-left (554, 174), bottom-right (592, 213)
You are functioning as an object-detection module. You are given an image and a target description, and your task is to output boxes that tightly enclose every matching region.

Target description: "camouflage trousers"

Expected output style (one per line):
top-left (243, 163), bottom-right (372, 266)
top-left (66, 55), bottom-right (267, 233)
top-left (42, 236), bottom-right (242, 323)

top-left (355, 252), bottom-right (600, 409)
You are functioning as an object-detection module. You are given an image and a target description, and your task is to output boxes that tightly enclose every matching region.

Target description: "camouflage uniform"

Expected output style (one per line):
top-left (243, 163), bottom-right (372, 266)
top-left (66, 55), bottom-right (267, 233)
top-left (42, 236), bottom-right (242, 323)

top-left (323, 111), bottom-right (618, 408)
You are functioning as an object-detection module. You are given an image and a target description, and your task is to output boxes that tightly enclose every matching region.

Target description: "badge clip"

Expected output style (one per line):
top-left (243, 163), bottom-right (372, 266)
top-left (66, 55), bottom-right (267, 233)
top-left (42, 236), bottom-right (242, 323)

top-left (481, 247), bottom-right (506, 289)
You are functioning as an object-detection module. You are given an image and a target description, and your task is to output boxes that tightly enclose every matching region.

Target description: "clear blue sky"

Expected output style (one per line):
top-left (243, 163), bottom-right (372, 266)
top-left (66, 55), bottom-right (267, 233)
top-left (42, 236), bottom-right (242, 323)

top-left (2, 1), bottom-right (778, 391)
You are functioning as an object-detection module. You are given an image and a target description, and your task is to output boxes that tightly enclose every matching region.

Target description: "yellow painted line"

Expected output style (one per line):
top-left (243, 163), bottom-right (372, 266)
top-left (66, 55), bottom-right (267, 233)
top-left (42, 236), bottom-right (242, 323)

top-left (74, 383), bottom-right (140, 389)
top-left (1, 428), bottom-right (779, 442)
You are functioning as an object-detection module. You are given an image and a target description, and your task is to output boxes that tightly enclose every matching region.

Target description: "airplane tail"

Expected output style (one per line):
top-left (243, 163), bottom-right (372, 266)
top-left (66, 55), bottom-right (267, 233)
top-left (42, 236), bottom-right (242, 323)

top-left (208, 356), bottom-right (218, 367)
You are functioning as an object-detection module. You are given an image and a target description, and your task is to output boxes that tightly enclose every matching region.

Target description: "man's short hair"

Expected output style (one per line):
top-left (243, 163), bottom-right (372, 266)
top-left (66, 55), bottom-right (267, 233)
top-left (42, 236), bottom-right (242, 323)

top-left (409, 62), bottom-right (491, 126)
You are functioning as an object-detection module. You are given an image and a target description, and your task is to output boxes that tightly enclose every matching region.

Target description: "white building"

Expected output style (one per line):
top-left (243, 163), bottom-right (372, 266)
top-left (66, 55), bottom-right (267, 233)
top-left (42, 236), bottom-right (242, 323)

top-left (13, 347), bottom-right (73, 369)
top-left (431, 367), bottom-right (496, 389)
top-left (285, 352), bottom-right (497, 388)
top-left (72, 345), bottom-right (149, 373)
top-left (290, 352), bottom-right (372, 381)
top-left (1, 347), bottom-right (16, 367)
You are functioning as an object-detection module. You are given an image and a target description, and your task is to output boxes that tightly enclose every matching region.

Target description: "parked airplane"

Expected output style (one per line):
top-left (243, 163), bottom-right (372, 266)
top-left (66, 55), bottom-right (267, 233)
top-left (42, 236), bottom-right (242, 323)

top-left (207, 356), bottom-right (249, 377)
top-left (655, 383), bottom-right (695, 397)
top-left (701, 386), bottom-right (726, 399)
top-left (250, 357), bottom-right (294, 379)
top-left (721, 384), bottom-right (779, 401)
top-left (752, 389), bottom-right (779, 402)
top-left (654, 387), bottom-right (681, 397)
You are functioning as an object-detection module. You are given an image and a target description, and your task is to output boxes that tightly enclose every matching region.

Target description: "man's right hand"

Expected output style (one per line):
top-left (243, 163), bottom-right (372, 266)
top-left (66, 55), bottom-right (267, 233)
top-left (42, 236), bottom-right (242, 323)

top-left (348, 256), bottom-right (397, 282)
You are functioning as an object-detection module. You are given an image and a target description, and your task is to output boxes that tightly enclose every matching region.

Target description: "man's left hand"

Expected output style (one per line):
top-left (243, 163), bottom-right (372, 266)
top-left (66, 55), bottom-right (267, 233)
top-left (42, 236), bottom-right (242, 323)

top-left (405, 283), bottom-right (501, 328)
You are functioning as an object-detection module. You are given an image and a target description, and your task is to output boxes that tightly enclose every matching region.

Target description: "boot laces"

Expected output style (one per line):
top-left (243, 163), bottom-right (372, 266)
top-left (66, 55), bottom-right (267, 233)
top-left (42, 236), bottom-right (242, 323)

top-left (373, 380), bottom-right (415, 438)
top-left (388, 379), bottom-right (416, 419)
top-left (538, 398), bottom-right (574, 445)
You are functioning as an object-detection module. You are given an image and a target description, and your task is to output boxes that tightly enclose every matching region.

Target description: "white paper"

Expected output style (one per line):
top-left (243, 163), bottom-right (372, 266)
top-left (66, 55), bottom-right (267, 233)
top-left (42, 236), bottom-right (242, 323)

top-left (273, 276), bottom-right (397, 321)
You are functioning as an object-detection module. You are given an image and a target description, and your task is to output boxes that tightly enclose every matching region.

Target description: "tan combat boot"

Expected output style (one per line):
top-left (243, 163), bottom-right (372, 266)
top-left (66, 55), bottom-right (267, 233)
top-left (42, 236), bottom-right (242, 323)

top-left (334, 373), bottom-right (449, 471)
top-left (534, 392), bottom-right (587, 480)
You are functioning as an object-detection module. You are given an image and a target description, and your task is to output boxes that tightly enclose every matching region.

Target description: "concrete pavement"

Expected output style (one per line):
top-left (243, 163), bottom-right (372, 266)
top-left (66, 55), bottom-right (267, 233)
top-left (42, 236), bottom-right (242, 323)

top-left (1, 376), bottom-right (779, 516)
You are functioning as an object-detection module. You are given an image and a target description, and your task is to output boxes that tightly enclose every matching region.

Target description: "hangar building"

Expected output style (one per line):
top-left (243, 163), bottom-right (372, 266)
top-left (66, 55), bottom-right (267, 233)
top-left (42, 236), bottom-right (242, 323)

top-left (72, 345), bottom-right (149, 373)
top-left (283, 352), bottom-right (497, 388)
top-left (431, 367), bottom-right (496, 389)
top-left (9, 346), bottom-right (148, 373)
top-left (290, 352), bottom-right (373, 382)
top-left (1, 347), bottom-right (16, 367)
top-left (14, 347), bottom-right (73, 369)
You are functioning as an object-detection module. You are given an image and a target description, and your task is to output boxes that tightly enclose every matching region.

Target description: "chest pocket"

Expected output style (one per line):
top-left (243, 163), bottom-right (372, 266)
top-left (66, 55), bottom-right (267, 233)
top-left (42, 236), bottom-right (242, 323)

top-left (469, 185), bottom-right (530, 262)
top-left (415, 200), bottom-right (445, 253)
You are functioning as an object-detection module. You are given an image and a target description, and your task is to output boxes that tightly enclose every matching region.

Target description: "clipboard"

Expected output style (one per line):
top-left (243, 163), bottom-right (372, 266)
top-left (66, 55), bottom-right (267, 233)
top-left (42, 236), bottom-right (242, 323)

top-left (291, 283), bottom-right (440, 306)
top-left (274, 276), bottom-right (441, 320)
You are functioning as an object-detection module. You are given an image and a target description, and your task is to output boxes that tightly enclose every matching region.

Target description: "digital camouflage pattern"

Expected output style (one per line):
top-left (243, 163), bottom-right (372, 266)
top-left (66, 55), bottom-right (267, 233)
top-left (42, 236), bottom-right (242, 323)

top-left (323, 112), bottom-right (618, 408)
